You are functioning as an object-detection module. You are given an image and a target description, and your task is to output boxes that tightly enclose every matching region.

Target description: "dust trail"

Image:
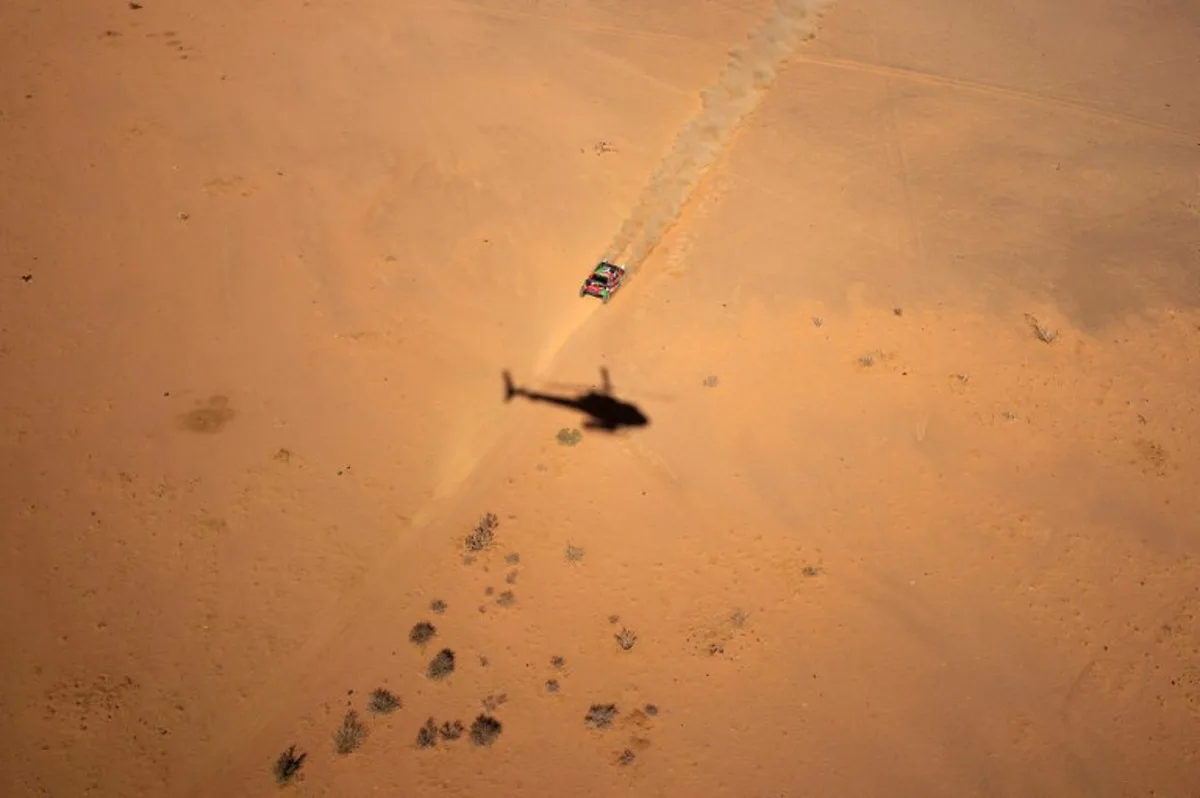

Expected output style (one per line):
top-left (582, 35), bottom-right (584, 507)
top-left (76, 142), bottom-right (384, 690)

top-left (602, 0), bottom-right (834, 274)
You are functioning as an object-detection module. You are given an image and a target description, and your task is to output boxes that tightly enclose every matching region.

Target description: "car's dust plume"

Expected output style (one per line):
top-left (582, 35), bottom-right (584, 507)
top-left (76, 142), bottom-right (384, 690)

top-left (602, 0), bottom-right (833, 274)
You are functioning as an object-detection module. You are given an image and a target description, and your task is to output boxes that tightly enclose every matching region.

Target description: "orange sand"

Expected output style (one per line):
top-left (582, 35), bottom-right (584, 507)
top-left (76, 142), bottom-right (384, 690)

top-left (2, 0), bottom-right (1198, 796)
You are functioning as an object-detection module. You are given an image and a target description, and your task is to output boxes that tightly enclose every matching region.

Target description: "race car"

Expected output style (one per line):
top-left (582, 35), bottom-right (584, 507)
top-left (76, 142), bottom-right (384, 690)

top-left (579, 261), bottom-right (626, 304)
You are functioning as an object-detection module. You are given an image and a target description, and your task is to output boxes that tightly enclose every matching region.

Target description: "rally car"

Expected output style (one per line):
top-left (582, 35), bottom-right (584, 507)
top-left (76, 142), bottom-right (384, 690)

top-left (579, 261), bottom-right (626, 304)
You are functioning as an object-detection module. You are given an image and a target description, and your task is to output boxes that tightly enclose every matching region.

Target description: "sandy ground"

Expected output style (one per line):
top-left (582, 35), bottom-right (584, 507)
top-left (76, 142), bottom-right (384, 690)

top-left (2, 0), bottom-right (1199, 796)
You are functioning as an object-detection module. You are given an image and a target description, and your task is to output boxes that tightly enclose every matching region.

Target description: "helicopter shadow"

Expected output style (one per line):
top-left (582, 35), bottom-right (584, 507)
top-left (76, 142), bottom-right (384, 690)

top-left (501, 366), bottom-right (650, 432)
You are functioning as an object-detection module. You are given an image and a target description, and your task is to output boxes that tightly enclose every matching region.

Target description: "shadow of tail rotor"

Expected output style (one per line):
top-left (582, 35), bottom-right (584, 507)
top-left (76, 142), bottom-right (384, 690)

top-left (502, 370), bottom-right (517, 402)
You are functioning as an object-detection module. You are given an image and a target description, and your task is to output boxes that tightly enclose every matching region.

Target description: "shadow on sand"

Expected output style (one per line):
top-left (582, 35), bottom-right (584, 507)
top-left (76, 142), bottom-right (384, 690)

top-left (501, 367), bottom-right (650, 432)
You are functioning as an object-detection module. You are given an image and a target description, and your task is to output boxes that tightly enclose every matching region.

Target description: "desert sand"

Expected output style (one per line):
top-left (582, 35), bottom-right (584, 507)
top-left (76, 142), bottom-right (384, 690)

top-left (2, 0), bottom-right (1199, 796)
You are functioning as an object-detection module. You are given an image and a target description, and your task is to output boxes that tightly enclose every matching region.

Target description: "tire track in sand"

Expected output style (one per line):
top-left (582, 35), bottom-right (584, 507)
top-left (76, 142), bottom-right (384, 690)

top-left (788, 52), bottom-right (1198, 142)
top-left (602, 0), bottom-right (835, 277)
top-left (180, 3), bottom-right (837, 791)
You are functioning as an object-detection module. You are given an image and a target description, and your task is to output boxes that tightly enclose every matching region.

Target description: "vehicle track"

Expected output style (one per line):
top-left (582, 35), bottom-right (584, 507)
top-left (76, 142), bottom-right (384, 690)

top-left (182, 2), bottom-right (831, 790)
top-left (789, 52), bottom-right (1198, 142)
top-left (179, 9), bottom-right (1197, 790)
top-left (602, 0), bottom-right (835, 274)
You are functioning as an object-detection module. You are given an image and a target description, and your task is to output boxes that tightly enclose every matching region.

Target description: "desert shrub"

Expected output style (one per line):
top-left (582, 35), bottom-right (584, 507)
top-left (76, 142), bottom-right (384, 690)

top-left (470, 715), bottom-right (502, 747)
top-left (332, 710), bottom-right (368, 754)
top-left (427, 648), bottom-right (456, 680)
top-left (273, 745), bottom-right (307, 785)
top-left (367, 688), bottom-right (400, 714)
top-left (408, 621), bottom-right (436, 645)
top-left (465, 512), bottom-right (498, 551)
